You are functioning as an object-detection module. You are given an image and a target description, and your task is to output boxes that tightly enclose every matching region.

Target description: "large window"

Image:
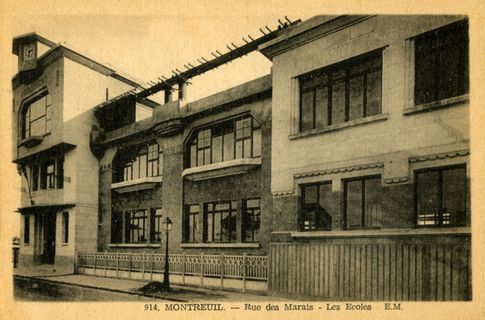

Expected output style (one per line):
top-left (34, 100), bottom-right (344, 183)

top-left (415, 165), bottom-right (466, 227)
top-left (183, 199), bottom-right (262, 243)
top-left (111, 208), bottom-right (162, 244)
top-left (21, 92), bottom-right (52, 139)
top-left (300, 182), bottom-right (333, 231)
top-left (242, 199), bottom-right (261, 242)
top-left (299, 51), bottom-right (382, 132)
top-left (31, 157), bottom-right (64, 191)
top-left (344, 176), bottom-right (382, 229)
top-left (186, 116), bottom-right (261, 168)
top-left (114, 143), bottom-right (162, 183)
top-left (414, 20), bottom-right (468, 105)
top-left (204, 201), bottom-right (237, 243)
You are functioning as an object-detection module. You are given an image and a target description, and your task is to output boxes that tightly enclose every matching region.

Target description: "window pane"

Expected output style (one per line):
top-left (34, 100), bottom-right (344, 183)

top-left (139, 154), bottom-right (147, 178)
top-left (132, 157), bottom-right (139, 179)
top-left (315, 86), bottom-right (329, 128)
top-left (223, 132), bottom-right (234, 161)
top-left (415, 52), bottom-right (436, 105)
top-left (364, 178), bottom-right (382, 228)
top-left (416, 171), bottom-right (440, 225)
top-left (197, 150), bottom-right (204, 166)
top-left (366, 70), bottom-right (382, 116)
top-left (243, 138), bottom-right (251, 158)
top-left (252, 128), bottom-right (261, 157)
top-left (111, 212), bottom-right (123, 244)
top-left (212, 135), bottom-right (222, 163)
top-left (204, 148), bottom-right (211, 165)
top-left (30, 118), bottom-right (45, 136)
top-left (158, 152), bottom-right (163, 176)
top-left (300, 90), bottom-right (314, 131)
top-left (331, 80), bottom-right (346, 125)
top-left (30, 97), bottom-right (46, 119)
top-left (442, 167), bottom-right (466, 226)
top-left (437, 46), bottom-right (463, 100)
top-left (190, 144), bottom-right (197, 167)
top-left (303, 185), bottom-right (318, 204)
top-left (346, 180), bottom-right (362, 229)
top-left (318, 183), bottom-right (333, 230)
top-left (349, 76), bottom-right (364, 120)
top-left (235, 140), bottom-right (243, 159)
top-left (62, 212), bottom-right (69, 243)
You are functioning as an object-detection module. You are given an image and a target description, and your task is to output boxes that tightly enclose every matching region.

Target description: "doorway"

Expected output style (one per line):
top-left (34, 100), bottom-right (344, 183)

top-left (42, 212), bottom-right (56, 264)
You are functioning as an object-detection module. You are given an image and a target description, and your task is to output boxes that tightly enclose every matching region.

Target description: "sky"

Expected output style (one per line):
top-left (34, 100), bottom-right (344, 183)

top-left (0, 2), bottom-right (314, 239)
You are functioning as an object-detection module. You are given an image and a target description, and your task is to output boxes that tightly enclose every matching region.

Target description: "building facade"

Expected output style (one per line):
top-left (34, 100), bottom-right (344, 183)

top-left (260, 15), bottom-right (470, 300)
top-left (12, 33), bottom-right (154, 273)
top-left (12, 15), bottom-right (471, 300)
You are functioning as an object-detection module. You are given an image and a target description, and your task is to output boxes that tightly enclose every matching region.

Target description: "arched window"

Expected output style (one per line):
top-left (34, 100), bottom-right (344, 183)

top-left (21, 92), bottom-right (52, 139)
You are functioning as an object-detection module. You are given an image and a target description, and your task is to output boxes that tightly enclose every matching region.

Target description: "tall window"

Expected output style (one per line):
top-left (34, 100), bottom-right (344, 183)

top-left (62, 212), bottom-right (69, 243)
top-left (150, 208), bottom-right (162, 243)
top-left (114, 143), bottom-right (162, 183)
top-left (183, 205), bottom-right (199, 243)
top-left (186, 116), bottom-right (261, 168)
top-left (300, 182), bottom-right (333, 231)
top-left (414, 20), bottom-right (468, 105)
top-left (299, 51), bottom-right (382, 132)
top-left (24, 215), bottom-right (30, 245)
top-left (204, 201), bottom-right (237, 243)
top-left (125, 210), bottom-right (148, 244)
top-left (21, 92), bottom-right (52, 139)
top-left (31, 157), bottom-right (64, 191)
top-left (415, 165), bottom-right (466, 227)
top-left (242, 199), bottom-right (261, 242)
top-left (344, 176), bottom-right (382, 229)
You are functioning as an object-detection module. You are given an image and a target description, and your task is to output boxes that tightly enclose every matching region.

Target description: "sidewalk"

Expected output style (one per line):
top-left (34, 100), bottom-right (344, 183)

top-left (16, 273), bottom-right (289, 302)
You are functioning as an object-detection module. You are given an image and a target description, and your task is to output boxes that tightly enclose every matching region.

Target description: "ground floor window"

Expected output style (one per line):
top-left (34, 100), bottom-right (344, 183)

top-left (111, 208), bottom-right (162, 244)
top-left (62, 212), bottom-right (69, 244)
top-left (415, 165), bottom-right (466, 227)
top-left (242, 199), bottom-right (261, 242)
top-left (24, 215), bottom-right (30, 245)
top-left (344, 175), bottom-right (382, 229)
top-left (300, 182), bottom-right (333, 231)
top-left (183, 198), bottom-right (261, 243)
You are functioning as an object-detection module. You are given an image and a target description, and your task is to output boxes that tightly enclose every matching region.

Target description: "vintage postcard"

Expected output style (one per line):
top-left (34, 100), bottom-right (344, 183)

top-left (1, 0), bottom-right (484, 319)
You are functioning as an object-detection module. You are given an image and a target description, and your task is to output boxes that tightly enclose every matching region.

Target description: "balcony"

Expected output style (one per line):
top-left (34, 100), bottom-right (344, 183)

top-left (182, 157), bottom-right (261, 181)
top-left (111, 176), bottom-right (163, 193)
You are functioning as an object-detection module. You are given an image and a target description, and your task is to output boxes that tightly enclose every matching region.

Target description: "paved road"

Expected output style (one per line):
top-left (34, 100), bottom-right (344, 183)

top-left (14, 276), bottom-right (161, 301)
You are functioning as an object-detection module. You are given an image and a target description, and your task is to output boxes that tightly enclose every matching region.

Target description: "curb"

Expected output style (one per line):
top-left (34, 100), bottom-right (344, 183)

top-left (14, 275), bottom-right (189, 302)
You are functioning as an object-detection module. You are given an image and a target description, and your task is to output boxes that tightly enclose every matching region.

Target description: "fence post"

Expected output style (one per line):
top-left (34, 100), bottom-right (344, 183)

top-left (182, 252), bottom-right (186, 286)
top-left (93, 251), bottom-right (97, 276)
top-left (150, 252), bottom-right (154, 281)
top-left (142, 251), bottom-right (146, 281)
top-left (220, 254), bottom-right (225, 289)
top-left (200, 252), bottom-right (204, 287)
top-left (104, 251), bottom-right (107, 277)
top-left (116, 251), bottom-right (119, 279)
top-left (242, 253), bottom-right (247, 293)
top-left (128, 252), bottom-right (132, 279)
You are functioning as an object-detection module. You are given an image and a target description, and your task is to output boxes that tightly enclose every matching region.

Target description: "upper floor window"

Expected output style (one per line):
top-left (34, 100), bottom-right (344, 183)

top-left (414, 20), bottom-right (469, 105)
top-left (186, 116), bottom-right (261, 168)
top-left (300, 182), bottom-right (333, 231)
top-left (415, 165), bottom-right (466, 227)
top-left (113, 143), bottom-right (162, 183)
top-left (31, 157), bottom-right (64, 191)
top-left (299, 51), bottom-right (382, 132)
top-left (344, 175), bottom-right (382, 230)
top-left (21, 92), bottom-right (52, 139)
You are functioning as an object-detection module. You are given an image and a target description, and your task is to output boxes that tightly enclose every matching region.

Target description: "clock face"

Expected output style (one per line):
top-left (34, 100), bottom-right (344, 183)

top-left (23, 43), bottom-right (35, 61)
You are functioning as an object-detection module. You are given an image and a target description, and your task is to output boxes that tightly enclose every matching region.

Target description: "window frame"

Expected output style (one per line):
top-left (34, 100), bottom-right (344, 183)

top-left (186, 115), bottom-right (262, 169)
top-left (116, 142), bottom-right (162, 183)
top-left (242, 198), bottom-right (261, 243)
top-left (414, 164), bottom-right (467, 228)
top-left (203, 201), bottom-right (237, 243)
top-left (413, 20), bottom-right (469, 106)
top-left (299, 181), bottom-right (333, 231)
top-left (20, 91), bottom-right (52, 140)
top-left (298, 50), bottom-right (383, 132)
top-left (183, 204), bottom-right (200, 243)
top-left (343, 175), bottom-right (383, 230)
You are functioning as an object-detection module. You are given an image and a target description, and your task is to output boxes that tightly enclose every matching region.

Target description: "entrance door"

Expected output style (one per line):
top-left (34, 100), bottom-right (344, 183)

top-left (42, 213), bottom-right (56, 264)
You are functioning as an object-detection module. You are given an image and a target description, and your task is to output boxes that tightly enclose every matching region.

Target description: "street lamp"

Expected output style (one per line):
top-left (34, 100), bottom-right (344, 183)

top-left (162, 217), bottom-right (173, 291)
